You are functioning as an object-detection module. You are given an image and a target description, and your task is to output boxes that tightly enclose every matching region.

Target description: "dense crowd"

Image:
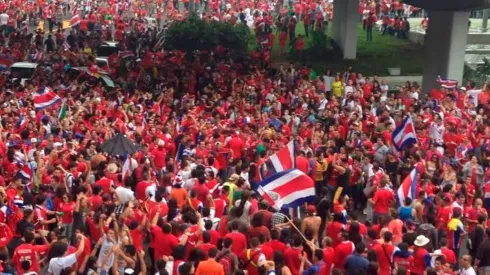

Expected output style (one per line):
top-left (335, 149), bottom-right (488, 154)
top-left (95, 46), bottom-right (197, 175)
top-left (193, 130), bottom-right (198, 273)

top-left (0, 0), bottom-right (490, 275)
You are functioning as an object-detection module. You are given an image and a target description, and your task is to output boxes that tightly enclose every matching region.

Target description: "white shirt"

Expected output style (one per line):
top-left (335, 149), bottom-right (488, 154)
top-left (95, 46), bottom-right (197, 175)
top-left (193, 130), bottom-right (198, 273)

top-left (429, 122), bottom-right (445, 140)
top-left (466, 89), bottom-right (482, 107)
top-left (48, 254), bottom-right (77, 275)
top-left (0, 13), bottom-right (8, 26)
top-left (459, 267), bottom-right (477, 275)
top-left (115, 186), bottom-right (134, 204)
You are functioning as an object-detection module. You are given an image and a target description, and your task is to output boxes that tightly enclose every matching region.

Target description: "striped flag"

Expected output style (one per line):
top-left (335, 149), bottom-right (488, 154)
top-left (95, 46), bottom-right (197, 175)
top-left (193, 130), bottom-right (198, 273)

top-left (58, 99), bottom-right (67, 120)
top-left (258, 140), bottom-right (295, 180)
top-left (257, 169), bottom-right (315, 210)
top-left (62, 41), bottom-right (70, 51)
top-left (32, 51), bottom-right (43, 62)
top-left (397, 167), bottom-right (418, 204)
top-left (33, 86), bottom-right (61, 111)
top-left (70, 14), bottom-right (80, 26)
top-left (392, 116), bottom-right (418, 153)
top-left (436, 76), bottom-right (458, 89)
top-left (15, 115), bottom-right (28, 134)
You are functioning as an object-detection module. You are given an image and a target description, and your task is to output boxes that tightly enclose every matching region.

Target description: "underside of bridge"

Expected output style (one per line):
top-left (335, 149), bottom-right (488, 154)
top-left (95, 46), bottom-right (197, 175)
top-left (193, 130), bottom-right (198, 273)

top-left (331, 0), bottom-right (489, 92)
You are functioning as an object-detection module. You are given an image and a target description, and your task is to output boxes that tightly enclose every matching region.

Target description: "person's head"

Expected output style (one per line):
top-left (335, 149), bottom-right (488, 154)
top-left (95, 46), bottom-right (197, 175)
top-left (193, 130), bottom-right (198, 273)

top-left (459, 255), bottom-right (472, 268)
top-left (250, 237), bottom-right (260, 248)
top-left (24, 229), bottom-right (35, 244)
top-left (292, 235), bottom-right (302, 247)
top-left (312, 249), bottom-right (323, 263)
top-left (208, 247), bottom-right (218, 259)
top-left (355, 242), bottom-right (365, 254)
top-left (434, 256), bottom-right (446, 271)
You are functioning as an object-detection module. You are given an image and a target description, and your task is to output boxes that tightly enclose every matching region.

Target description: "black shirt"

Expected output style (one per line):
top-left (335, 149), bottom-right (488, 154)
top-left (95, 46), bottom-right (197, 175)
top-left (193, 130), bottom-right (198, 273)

top-left (476, 239), bottom-right (490, 267)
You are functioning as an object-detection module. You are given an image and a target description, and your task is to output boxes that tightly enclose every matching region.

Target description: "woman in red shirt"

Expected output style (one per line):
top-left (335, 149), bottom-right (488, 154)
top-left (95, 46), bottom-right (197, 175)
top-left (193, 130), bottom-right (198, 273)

top-left (56, 193), bottom-right (76, 239)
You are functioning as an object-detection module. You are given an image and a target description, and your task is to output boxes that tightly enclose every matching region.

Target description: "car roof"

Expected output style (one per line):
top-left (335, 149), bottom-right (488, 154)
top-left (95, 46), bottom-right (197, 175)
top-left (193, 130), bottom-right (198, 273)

top-left (99, 41), bottom-right (119, 47)
top-left (10, 62), bottom-right (38, 69)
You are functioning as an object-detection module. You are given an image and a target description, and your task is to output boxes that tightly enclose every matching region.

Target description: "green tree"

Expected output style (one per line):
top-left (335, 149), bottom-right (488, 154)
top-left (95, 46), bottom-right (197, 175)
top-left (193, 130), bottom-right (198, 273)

top-left (163, 16), bottom-right (251, 55)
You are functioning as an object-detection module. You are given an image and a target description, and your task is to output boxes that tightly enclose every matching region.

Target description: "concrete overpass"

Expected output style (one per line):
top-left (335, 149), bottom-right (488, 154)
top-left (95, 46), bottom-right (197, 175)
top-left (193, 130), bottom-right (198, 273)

top-left (332, 0), bottom-right (490, 92)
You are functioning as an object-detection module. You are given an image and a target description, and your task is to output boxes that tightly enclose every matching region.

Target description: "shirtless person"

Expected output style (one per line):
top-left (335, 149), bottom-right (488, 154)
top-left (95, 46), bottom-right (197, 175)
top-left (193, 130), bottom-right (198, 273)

top-left (301, 205), bottom-right (322, 244)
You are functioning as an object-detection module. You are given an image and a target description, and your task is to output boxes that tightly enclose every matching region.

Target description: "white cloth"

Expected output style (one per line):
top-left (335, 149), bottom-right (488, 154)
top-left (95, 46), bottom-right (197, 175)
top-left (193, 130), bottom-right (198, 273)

top-left (48, 254), bottom-right (77, 275)
top-left (0, 13), bottom-right (8, 26)
top-left (115, 186), bottom-right (134, 204)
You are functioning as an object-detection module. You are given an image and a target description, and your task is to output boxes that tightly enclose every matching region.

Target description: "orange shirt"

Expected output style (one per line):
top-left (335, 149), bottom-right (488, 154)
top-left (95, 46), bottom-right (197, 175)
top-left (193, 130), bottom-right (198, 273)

top-left (170, 187), bottom-right (188, 209)
top-left (195, 259), bottom-right (225, 275)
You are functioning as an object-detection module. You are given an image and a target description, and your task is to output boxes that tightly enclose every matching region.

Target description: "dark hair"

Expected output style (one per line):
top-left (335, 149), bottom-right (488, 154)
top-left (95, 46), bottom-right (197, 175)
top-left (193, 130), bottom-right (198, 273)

top-left (47, 241), bottom-right (69, 262)
top-left (208, 247), bottom-right (218, 258)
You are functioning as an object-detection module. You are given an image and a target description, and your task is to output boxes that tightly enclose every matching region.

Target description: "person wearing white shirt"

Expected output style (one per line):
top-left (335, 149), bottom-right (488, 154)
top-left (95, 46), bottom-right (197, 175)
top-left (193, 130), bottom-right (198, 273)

top-left (429, 118), bottom-right (445, 141)
top-left (459, 255), bottom-right (477, 275)
top-left (380, 80), bottom-right (389, 101)
top-left (48, 234), bottom-right (86, 275)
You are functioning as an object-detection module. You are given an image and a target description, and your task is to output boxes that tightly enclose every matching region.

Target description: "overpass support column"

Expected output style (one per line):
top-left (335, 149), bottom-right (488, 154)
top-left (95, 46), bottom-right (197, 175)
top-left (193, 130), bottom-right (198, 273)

top-left (332, 0), bottom-right (358, 59)
top-left (422, 11), bottom-right (469, 93)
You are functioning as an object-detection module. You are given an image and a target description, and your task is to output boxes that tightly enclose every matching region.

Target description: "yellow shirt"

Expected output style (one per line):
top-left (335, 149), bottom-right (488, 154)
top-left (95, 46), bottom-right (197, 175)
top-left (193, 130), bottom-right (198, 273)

top-left (314, 159), bottom-right (328, 181)
top-left (332, 81), bottom-right (343, 97)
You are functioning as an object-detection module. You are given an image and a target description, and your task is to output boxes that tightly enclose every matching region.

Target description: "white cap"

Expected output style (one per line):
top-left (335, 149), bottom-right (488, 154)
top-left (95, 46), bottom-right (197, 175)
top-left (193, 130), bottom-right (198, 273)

top-left (157, 139), bottom-right (165, 146)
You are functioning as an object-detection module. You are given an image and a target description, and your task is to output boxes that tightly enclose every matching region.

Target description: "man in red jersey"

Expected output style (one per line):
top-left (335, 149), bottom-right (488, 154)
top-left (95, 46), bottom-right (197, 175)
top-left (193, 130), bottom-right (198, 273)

top-left (12, 229), bottom-right (49, 275)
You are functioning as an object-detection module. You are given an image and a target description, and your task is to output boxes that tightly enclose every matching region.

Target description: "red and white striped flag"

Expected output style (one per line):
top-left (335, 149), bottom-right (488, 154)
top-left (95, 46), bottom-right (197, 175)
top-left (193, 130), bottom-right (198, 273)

top-left (436, 76), bottom-right (458, 89)
top-left (33, 86), bottom-right (61, 111)
top-left (70, 14), bottom-right (80, 26)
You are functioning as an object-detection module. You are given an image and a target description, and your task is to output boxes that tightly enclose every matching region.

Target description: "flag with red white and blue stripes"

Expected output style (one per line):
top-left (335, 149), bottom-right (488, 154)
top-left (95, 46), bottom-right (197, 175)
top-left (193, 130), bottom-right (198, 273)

top-left (33, 86), bottom-right (61, 111)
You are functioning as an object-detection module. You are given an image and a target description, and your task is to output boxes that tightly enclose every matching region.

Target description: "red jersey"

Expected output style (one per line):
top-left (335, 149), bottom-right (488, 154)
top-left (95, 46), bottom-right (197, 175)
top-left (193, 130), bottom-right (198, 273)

top-left (12, 243), bottom-right (49, 274)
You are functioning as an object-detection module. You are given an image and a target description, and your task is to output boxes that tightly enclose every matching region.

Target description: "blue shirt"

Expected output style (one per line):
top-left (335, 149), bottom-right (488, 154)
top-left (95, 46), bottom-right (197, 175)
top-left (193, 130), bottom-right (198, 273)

top-left (302, 263), bottom-right (322, 275)
top-left (344, 253), bottom-right (370, 275)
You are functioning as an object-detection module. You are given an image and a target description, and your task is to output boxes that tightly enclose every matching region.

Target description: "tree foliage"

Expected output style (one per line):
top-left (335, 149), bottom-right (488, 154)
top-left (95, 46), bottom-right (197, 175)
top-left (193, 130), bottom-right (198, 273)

top-left (163, 16), bottom-right (251, 55)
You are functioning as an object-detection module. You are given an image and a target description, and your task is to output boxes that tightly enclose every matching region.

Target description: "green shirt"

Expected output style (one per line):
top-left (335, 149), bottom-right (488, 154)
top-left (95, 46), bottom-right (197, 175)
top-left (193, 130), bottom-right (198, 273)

top-left (309, 70), bottom-right (318, 81)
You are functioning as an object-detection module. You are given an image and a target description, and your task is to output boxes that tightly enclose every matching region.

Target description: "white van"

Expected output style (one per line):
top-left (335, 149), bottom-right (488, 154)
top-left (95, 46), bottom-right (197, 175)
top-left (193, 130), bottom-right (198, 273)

top-left (9, 62), bottom-right (38, 86)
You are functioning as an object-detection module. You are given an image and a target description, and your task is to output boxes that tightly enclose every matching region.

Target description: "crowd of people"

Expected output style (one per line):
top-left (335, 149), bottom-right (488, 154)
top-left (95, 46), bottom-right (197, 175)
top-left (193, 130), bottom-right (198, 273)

top-left (0, 0), bottom-right (490, 275)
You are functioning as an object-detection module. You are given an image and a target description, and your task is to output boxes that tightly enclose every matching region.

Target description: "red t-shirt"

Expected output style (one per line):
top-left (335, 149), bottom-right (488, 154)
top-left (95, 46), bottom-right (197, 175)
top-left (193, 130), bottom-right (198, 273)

top-left (57, 201), bottom-right (76, 223)
top-left (284, 247), bottom-right (303, 275)
top-left (373, 188), bottom-right (394, 214)
top-left (227, 137), bottom-right (245, 160)
top-left (151, 147), bottom-right (167, 169)
top-left (152, 226), bottom-right (179, 259)
top-left (12, 244), bottom-right (48, 274)
top-left (135, 181), bottom-right (153, 200)
top-left (334, 241), bottom-right (355, 271)
top-left (76, 237), bottom-right (91, 268)
top-left (224, 231), bottom-right (247, 255)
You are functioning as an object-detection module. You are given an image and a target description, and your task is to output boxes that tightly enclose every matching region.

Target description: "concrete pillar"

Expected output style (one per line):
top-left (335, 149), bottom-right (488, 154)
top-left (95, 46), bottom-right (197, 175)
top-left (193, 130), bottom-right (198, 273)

top-left (482, 9), bottom-right (489, 33)
top-left (332, 0), bottom-right (359, 59)
top-left (422, 11), bottom-right (469, 94)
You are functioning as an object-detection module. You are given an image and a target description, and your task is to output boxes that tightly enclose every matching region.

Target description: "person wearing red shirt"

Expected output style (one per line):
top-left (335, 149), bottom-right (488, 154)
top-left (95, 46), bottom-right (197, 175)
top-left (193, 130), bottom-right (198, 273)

top-left (326, 213), bottom-right (345, 248)
top-left (192, 179), bottom-right (210, 207)
top-left (225, 220), bottom-right (247, 255)
top-left (373, 232), bottom-right (400, 275)
top-left (57, 194), bottom-right (76, 239)
top-left (151, 222), bottom-right (185, 259)
top-left (151, 139), bottom-right (167, 171)
top-left (227, 134), bottom-right (245, 160)
top-left (238, 238), bottom-right (266, 275)
top-left (95, 176), bottom-right (114, 195)
top-left (296, 151), bottom-right (310, 175)
top-left (74, 232), bottom-right (91, 273)
top-left (284, 235), bottom-right (304, 275)
top-left (322, 237), bottom-right (335, 275)
top-left (370, 179), bottom-right (395, 224)
top-left (333, 232), bottom-right (355, 273)
top-left (437, 238), bottom-right (457, 266)
top-left (266, 230), bottom-right (287, 254)
top-left (135, 172), bottom-right (154, 201)
top-left (196, 231), bottom-right (217, 259)
top-left (12, 230), bottom-right (49, 275)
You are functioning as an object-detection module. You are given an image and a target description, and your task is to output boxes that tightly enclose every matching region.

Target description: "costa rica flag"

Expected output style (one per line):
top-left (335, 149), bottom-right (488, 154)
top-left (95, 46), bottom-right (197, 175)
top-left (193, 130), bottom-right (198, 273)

top-left (33, 86), bottom-right (61, 111)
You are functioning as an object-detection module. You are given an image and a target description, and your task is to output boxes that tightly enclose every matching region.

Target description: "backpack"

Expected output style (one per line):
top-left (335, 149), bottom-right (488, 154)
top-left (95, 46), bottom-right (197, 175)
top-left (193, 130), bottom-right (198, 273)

top-left (239, 249), bottom-right (261, 270)
top-left (216, 250), bottom-right (235, 275)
